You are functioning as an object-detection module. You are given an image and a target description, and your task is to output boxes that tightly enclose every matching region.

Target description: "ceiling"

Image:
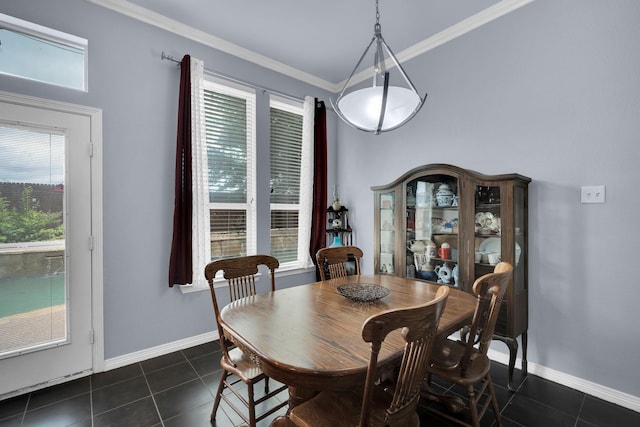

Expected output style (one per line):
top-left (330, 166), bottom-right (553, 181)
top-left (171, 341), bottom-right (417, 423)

top-left (88, 0), bottom-right (533, 92)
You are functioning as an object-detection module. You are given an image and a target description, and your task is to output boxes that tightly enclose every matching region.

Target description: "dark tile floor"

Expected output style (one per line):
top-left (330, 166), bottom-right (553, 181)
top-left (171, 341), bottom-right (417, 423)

top-left (1, 341), bottom-right (638, 427)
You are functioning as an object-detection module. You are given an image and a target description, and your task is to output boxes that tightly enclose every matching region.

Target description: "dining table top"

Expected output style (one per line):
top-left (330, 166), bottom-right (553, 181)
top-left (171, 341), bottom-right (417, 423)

top-left (219, 274), bottom-right (477, 393)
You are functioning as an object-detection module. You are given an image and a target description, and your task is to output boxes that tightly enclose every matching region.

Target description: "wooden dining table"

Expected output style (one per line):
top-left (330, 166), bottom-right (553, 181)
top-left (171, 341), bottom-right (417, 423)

top-left (218, 274), bottom-right (477, 411)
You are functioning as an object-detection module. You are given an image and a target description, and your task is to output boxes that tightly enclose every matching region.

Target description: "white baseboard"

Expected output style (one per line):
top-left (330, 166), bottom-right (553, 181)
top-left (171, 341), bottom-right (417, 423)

top-left (488, 349), bottom-right (640, 413)
top-left (103, 331), bottom-right (218, 371)
top-left (103, 333), bottom-right (639, 414)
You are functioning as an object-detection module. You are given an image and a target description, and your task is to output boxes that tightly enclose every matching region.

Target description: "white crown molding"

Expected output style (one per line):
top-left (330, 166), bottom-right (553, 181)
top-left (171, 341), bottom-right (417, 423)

top-left (85, 0), bottom-right (336, 91)
top-left (86, 0), bottom-right (534, 93)
top-left (86, 0), bottom-right (535, 93)
top-left (398, 0), bottom-right (536, 68)
top-left (342, 0), bottom-right (536, 90)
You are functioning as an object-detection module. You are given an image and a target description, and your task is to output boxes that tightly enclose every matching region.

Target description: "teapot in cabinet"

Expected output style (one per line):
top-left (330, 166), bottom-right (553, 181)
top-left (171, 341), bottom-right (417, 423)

top-left (406, 239), bottom-right (426, 253)
top-left (407, 239), bottom-right (436, 255)
top-left (434, 263), bottom-right (453, 284)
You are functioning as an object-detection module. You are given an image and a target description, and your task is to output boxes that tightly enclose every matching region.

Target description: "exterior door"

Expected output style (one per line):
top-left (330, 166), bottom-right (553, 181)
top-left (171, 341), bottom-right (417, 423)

top-left (0, 93), bottom-right (101, 398)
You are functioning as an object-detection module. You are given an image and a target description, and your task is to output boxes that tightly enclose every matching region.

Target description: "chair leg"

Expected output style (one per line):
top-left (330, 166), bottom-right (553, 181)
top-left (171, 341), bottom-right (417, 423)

top-left (248, 382), bottom-right (256, 427)
top-left (211, 370), bottom-right (229, 422)
top-left (265, 376), bottom-right (270, 394)
top-left (466, 384), bottom-right (481, 427)
top-left (486, 374), bottom-right (503, 427)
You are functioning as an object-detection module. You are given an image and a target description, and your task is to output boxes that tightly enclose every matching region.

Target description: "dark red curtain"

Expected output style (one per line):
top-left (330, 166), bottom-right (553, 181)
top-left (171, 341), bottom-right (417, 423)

top-left (168, 55), bottom-right (193, 287)
top-left (310, 99), bottom-right (328, 280)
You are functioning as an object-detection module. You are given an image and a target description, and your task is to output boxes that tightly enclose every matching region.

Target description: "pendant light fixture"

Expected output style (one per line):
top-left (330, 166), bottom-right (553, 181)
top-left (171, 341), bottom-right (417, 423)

top-left (331, 0), bottom-right (427, 134)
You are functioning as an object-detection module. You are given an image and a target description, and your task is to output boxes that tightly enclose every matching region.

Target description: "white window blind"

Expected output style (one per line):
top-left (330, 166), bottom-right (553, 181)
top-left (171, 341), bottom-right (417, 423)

top-left (204, 78), bottom-right (256, 262)
top-left (270, 97), bottom-right (314, 268)
top-left (270, 101), bottom-right (302, 263)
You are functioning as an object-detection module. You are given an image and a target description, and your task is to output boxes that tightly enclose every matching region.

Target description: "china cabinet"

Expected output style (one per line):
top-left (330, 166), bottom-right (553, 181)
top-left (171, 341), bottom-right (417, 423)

top-left (372, 164), bottom-right (531, 390)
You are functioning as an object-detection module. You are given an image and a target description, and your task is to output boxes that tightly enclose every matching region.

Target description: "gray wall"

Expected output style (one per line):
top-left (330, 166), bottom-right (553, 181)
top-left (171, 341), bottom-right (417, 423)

top-left (2, 0), bottom-right (639, 402)
top-left (337, 0), bottom-right (640, 399)
top-left (0, 0), bottom-right (335, 359)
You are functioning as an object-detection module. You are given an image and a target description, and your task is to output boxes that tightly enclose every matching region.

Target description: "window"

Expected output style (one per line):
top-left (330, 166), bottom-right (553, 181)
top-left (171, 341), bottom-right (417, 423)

top-left (270, 99), bottom-right (303, 264)
top-left (0, 13), bottom-right (87, 91)
top-left (203, 78), bottom-right (256, 262)
top-left (183, 70), bottom-right (313, 291)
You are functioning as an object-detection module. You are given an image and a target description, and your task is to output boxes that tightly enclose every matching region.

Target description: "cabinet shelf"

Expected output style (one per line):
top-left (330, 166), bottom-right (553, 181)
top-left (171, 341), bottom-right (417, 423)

top-left (430, 257), bottom-right (457, 263)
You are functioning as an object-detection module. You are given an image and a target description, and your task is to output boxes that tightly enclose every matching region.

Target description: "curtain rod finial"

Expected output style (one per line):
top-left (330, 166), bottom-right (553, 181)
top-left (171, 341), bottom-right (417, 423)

top-left (161, 51), bottom-right (181, 65)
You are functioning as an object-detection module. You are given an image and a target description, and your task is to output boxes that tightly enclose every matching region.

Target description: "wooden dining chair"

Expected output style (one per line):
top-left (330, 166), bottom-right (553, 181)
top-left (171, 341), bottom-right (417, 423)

top-left (286, 286), bottom-right (450, 427)
top-left (204, 255), bottom-right (288, 427)
top-left (421, 262), bottom-right (513, 427)
top-left (315, 245), bottom-right (363, 281)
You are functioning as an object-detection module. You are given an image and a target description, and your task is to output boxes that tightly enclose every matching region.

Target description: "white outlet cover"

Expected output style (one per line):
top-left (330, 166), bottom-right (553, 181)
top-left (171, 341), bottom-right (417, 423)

top-left (581, 185), bottom-right (605, 204)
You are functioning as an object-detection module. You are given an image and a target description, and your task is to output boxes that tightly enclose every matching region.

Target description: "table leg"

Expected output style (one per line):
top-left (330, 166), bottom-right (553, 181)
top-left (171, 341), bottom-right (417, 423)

top-left (521, 331), bottom-right (528, 375)
top-left (270, 386), bottom-right (318, 426)
top-left (270, 416), bottom-right (295, 426)
top-left (287, 385), bottom-right (318, 411)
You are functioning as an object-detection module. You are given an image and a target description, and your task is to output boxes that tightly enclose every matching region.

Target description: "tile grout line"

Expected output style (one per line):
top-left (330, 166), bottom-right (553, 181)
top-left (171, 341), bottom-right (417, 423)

top-left (140, 362), bottom-right (165, 427)
top-left (574, 394), bottom-right (587, 427)
top-left (19, 393), bottom-right (31, 425)
top-left (89, 376), bottom-right (94, 427)
top-left (182, 349), bottom-right (233, 425)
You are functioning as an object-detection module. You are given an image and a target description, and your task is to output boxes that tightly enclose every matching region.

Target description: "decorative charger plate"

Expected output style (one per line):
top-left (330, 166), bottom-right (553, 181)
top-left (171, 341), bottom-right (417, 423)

top-left (337, 283), bottom-right (390, 302)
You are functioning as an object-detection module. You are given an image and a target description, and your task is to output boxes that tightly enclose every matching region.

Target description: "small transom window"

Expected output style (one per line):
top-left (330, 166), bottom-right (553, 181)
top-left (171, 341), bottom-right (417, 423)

top-left (0, 13), bottom-right (87, 91)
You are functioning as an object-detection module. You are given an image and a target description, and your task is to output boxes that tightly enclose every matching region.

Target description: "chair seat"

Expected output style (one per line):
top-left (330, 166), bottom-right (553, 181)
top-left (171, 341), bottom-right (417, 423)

top-left (220, 346), bottom-right (266, 383)
top-left (428, 340), bottom-right (491, 386)
top-left (429, 338), bottom-right (466, 370)
top-left (290, 385), bottom-right (419, 427)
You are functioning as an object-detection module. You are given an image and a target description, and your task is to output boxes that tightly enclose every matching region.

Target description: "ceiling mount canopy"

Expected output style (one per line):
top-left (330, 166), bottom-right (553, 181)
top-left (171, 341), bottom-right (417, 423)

top-left (331, 0), bottom-right (427, 135)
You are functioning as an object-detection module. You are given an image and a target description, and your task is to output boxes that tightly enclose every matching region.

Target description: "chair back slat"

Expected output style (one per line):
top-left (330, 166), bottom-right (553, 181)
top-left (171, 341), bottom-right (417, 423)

top-left (358, 286), bottom-right (449, 427)
top-left (328, 263), bottom-right (347, 279)
top-left (316, 246), bottom-right (364, 281)
top-left (460, 262), bottom-right (513, 375)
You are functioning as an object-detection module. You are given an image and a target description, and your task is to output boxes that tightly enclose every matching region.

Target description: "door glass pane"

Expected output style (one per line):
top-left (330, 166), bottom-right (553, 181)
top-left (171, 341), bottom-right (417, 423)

top-left (0, 125), bottom-right (66, 358)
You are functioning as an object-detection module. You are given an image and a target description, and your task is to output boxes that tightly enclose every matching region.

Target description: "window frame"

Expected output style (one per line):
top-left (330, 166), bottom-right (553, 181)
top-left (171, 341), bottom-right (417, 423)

top-left (180, 76), bottom-right (313, 294)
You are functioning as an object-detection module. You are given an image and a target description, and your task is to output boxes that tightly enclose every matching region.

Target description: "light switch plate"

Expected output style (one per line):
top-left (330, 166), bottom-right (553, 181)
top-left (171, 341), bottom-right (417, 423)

top-left (581, 185), bottom-right (605, 204)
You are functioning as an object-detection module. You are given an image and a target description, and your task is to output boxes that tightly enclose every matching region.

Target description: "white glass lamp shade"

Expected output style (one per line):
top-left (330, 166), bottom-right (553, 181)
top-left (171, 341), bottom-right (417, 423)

top-left (336, 86), bottom-right (422, 132)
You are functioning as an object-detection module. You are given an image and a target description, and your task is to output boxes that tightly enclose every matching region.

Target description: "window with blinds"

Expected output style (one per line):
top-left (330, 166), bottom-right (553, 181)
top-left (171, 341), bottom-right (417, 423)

top-left (270, 99), bottom-right (303, 264)
top-left (203, 79), bottom-right (256, 261)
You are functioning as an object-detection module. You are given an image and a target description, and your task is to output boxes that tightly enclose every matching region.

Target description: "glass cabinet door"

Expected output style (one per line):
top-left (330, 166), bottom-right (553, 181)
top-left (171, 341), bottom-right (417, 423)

top-left (473, 185), bottom-right (503, 278)
top-left (512, 185), bottom-right (527, 296)
top-left (377, 191), bottom-right (395, 274)
top-left (406, 176), bottom-right (460, 287)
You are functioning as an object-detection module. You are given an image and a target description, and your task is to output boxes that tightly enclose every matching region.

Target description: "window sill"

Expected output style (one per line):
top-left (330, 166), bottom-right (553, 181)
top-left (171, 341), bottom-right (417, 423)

top-left (178, 265), bottom-right (315, 294)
